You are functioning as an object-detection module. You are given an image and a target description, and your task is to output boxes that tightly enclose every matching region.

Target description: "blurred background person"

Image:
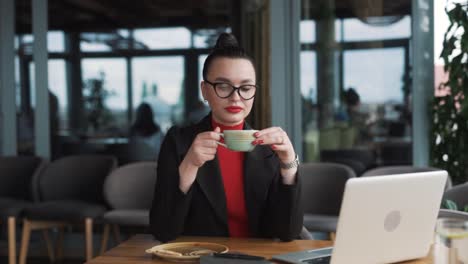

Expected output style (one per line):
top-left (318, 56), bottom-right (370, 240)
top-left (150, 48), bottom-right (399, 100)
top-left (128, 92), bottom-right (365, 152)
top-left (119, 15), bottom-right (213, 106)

top-left (341, 87), bottom-right (372, 145)
top-left (129, 103), bottom-right (165, 161)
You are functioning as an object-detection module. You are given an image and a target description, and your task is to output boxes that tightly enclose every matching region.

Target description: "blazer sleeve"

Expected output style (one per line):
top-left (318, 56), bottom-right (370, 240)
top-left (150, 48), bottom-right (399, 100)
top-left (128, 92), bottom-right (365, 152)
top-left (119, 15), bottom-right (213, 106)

top-left (260, 167), bottom-right (304, 241)
top-left (150, 126), bottom-right (193, 242)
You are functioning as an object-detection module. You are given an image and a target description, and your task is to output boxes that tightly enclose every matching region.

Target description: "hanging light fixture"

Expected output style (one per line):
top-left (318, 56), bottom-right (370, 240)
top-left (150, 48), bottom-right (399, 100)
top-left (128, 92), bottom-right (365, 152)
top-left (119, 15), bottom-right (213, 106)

top-left (351, 0), bottom-right (404, 26)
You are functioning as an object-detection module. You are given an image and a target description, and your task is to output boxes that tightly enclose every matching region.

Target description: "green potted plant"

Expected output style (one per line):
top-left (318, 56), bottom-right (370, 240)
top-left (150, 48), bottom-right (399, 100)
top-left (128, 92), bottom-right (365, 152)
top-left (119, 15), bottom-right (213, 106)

top-left (431, 2), bottom-right (468, 185)
top-left (444, 199), bottom-right (468, 213)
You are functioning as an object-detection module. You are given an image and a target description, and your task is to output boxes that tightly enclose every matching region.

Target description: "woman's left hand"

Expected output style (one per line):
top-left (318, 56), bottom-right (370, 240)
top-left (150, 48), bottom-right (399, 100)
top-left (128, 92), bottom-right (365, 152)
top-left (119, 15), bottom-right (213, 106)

top-left (252, 127), bottom-right (297, 182)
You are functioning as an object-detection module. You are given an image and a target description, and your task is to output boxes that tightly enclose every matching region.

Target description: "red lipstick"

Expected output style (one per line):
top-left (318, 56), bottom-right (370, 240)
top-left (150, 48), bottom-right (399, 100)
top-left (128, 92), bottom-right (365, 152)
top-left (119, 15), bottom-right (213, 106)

top-left (225, 106), bottom-right (243, 113)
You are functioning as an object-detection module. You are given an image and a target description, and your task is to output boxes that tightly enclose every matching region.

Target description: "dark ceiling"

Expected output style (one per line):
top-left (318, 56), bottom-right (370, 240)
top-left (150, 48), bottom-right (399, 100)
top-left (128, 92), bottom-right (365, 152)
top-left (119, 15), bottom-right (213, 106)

top-left (14, 0), bottom-right (411, 34)
top-left (302, 0), bottom-right (411, 19)
top-left (15, 0), bottom-right (232, 33)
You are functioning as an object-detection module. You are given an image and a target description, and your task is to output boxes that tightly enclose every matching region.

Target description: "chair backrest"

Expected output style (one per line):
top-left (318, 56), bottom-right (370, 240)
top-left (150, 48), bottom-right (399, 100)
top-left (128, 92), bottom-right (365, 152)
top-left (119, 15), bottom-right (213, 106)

top-left (299, 162), bottom-right (356, 215)
top-left (38, 155), bottom-right (117, 203)
top-left (438, 209), bottom-right (468, 220)
top-left (0, 156), bottom-right (46, 201)
top-left (379, 142), bottom-right (412, 165)
top-left (320, 149), bottom-right (376, 176)
top-left (103, 162), bottom-right (157, 210)
top-left (362, 165), bottom-right (452, 190)
top-left (108, 142), bottom-right (158, 165)
top-left (443, 183), bottom-right (468, 211)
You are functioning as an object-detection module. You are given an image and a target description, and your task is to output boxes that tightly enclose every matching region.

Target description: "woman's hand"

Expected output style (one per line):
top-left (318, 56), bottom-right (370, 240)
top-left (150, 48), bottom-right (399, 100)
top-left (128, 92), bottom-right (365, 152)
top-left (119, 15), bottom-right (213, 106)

top-left (178, 127), bottom-right (221, 193)
top-left (252, 127), bottom-right (297, 184)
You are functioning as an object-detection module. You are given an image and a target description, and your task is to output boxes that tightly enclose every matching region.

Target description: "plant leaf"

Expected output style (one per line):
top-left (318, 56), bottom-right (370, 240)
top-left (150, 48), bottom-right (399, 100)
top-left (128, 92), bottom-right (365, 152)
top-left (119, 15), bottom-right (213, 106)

top-left (445, 199), bottom-right (459, 210)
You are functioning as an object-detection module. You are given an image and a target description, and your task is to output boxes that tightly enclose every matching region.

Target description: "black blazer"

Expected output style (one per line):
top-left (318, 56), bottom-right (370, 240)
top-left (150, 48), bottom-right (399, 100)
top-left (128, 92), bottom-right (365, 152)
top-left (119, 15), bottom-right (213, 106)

top-left (150, 115), bottom-right (303, 242)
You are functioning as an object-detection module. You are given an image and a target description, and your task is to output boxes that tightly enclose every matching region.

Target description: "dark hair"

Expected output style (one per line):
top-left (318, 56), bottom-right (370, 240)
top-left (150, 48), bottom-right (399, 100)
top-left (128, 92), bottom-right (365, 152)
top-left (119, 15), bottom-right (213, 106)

top-left (344, 88), bottom-right (360, 106)
top-left (202, 33), bottom-right (256, 81)
top-left (130, 103), bottom-right (160, 137)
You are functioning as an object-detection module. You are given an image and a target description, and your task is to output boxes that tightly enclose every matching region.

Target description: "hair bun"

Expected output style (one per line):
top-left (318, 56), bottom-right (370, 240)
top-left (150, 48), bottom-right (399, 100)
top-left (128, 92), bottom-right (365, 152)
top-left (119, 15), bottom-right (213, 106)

top-left (214, 33), bottom-right (239, 49)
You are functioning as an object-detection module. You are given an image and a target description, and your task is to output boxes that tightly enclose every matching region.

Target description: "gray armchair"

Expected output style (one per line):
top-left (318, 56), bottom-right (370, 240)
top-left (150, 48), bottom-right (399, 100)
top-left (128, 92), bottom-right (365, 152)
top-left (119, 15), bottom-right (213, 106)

top-left (18, 155), bottom-right (117, 264)
top-left (0, 156), bottom-right (46, 264)
top-left (442, 182), bottom-right (468, 210)
top-left (100, 162), bottom-right (157, 254)
top-left (320, 149), bottom-right (376, 176)
top-left (300, 162), bottom-right (356, 239)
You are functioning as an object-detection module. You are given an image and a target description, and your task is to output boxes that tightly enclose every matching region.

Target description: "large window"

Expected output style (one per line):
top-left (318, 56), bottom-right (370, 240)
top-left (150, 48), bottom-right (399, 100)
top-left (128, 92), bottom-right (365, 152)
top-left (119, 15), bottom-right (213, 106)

top-left (14, 24), bottom-right (228, 158)
top-left (343, 48), bottom-right (405, 104)
top-left (81, 58), bottom-right (128, 133)
top-left (300, 2), bottom-right (412, 168)
top-left (29, 59), bottom-right (69, 129)
top-left (132, 56), bottom-right (185, 132)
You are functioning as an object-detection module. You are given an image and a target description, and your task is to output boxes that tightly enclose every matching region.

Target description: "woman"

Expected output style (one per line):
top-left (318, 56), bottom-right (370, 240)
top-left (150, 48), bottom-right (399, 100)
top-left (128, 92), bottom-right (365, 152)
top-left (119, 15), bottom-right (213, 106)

top-left (150, 33), bottom-right (303, 242)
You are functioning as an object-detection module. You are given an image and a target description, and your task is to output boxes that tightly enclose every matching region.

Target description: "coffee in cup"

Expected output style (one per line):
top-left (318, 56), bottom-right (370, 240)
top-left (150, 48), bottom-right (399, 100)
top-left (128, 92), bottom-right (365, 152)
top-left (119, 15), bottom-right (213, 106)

top-left (217, 130), bottom-right (258, 152)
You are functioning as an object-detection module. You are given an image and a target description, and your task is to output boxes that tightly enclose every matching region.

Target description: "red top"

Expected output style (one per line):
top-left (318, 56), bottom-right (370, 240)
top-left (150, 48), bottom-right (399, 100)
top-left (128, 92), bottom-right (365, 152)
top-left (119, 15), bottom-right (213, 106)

top-left (212, 119), bottom-right (250, 237)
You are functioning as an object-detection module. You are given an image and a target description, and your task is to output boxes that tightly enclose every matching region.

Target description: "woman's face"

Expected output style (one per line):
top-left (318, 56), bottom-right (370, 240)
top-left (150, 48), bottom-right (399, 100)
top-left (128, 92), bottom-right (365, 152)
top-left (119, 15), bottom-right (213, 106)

top-left (201, 57), bottom-right (256, 126)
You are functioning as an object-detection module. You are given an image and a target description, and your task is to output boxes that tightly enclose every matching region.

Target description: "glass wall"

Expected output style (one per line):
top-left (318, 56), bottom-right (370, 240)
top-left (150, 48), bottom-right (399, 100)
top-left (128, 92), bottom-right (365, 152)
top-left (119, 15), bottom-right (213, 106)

top-left (81, 58), bottom-right (128, 134)
top-left (14, 2), bottom-right (229, 159)
top-left (300, 0), bottom-right (412, 173)
top-left (12, 0), bottom-right (416, 167)
top-left (132, 56), bottom-right (185, 132)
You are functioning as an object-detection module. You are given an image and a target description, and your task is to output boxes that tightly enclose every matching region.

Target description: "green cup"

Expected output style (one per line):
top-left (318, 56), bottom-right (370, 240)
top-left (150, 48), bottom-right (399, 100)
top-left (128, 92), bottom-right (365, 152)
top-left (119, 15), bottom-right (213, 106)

top-left (217, 130), bottom-right (258, 152)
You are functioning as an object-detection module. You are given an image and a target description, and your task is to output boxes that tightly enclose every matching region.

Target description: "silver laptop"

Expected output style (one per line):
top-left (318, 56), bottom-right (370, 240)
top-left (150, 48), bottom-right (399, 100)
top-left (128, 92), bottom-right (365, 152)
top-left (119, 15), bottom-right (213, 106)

top-left (273, 171), bottom-right (448, 264)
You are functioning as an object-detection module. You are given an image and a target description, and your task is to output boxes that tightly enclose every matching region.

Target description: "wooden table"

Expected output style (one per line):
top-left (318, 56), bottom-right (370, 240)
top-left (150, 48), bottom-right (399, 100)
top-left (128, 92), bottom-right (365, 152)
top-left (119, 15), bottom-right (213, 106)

top-left (85, 234), bottom-right (434, 264)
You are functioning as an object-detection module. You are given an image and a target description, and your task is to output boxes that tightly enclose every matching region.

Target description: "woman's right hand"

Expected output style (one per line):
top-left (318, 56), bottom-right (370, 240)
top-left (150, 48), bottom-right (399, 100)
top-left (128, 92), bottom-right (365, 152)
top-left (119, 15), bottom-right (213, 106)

top-left (178, 127), bottom-right (221, 193)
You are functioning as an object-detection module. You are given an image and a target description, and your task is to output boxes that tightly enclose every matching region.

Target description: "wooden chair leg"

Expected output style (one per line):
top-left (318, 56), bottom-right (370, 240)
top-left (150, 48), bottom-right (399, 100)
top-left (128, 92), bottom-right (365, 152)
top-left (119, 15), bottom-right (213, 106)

top-left (85, 218), bottom-right (93, 261)
top-left (42, 229), bottom-right (55, 263)
top-left (100, 224), bottom-right (110, 255)
top-left (56, 226), bottom-right (65, 261)
top-left (19, 219), bottom-right (32, 264)
top-left (112, 224), bottom-right (121, 244)
top-left (8, 217), bottom-right (16, 264)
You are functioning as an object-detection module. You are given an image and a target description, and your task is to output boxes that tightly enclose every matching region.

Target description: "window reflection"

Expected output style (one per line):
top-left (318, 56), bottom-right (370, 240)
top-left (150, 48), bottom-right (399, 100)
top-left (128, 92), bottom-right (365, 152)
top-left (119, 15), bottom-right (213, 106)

top-left (344, 48), bottom-right (405, 104)
top-left (132, 57), bottom-right (185, 132)
top-left (29, 60), bottom-right (69, 130)
top-left (301, 51), bottom-right (319, 161)
top-left (80, 33), bottom-right (113, 52)
top-left (300, 2), bottom-right (412, 168)
top-left (300, 20), bottom-right (316, 43)
top-left (47, 31), bottom-right (65, 52)
top-left (343, 48), bottom-right (408, 145)
top-left (81, 58), bottom-right (127, 133)
top-left (133, 27), bottom-right (191, 50)
top-left (193, 28), bottom-right (231, 48)
top-left (17, 31), bottom-right (65, 53)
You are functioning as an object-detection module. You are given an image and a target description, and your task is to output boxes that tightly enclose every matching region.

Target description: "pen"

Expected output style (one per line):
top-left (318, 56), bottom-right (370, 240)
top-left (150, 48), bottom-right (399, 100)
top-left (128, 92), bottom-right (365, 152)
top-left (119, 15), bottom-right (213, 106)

top-left (212, 252), bottom-right (265, 260)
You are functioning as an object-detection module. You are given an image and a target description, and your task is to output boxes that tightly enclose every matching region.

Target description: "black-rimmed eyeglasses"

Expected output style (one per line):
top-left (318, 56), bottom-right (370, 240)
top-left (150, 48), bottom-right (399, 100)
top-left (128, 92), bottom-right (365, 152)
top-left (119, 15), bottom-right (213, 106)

top-left (204, 80), bottom-right (257, 100)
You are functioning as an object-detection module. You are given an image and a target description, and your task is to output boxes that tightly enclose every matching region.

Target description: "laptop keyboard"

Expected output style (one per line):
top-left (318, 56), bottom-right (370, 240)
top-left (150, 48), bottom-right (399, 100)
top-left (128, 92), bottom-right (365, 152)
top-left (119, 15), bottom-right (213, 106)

top-left (301, 255), bottom-right (331, 264)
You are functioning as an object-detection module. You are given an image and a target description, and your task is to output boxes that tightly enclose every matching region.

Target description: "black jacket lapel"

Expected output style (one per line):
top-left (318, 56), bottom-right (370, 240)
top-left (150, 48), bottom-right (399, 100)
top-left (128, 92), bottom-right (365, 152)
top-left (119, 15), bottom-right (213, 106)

top-left (243, 124), bottom-right (277, 236)
top-left (194, 115), bottom-right (228, 227)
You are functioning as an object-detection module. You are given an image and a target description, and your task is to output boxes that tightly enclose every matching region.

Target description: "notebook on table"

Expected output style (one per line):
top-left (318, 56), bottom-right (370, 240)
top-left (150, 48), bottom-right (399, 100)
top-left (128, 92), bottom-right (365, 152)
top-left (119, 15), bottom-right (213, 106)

top-left (273, 171), bottom-right (448, 264)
